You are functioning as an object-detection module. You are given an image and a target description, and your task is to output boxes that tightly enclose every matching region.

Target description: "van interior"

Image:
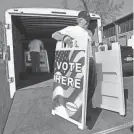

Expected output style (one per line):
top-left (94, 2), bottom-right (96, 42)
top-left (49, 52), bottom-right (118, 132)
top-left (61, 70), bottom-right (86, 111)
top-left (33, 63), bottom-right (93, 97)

top-left (11, 15), bottom-right (98, 90)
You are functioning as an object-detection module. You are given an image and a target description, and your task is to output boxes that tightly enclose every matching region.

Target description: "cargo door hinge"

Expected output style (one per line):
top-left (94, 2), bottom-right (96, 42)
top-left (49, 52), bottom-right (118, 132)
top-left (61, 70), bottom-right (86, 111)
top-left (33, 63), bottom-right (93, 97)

top-left (8, 77), bottom-right (14, 83)
top-left (5, 24), bottom-right (10, 29)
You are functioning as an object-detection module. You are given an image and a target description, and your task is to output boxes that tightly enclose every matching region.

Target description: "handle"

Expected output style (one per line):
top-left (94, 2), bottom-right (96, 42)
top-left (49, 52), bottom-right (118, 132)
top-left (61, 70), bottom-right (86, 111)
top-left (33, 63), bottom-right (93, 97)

top-left (98, 45), bottom-right (108, 52)
top-left (62, 40), bottom-right (79, 48)
top-left (3, 46), bottom-right (10, 61)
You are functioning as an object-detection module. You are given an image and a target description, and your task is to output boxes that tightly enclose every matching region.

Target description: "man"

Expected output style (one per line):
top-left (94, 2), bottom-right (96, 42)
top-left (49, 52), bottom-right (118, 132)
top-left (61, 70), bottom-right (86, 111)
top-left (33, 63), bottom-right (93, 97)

top-left (52, 11), bottom-right (96, 120)
top-left (52, 11), bottom-right (93, 55)
top-left (28, 39), bottom-right (44, 72)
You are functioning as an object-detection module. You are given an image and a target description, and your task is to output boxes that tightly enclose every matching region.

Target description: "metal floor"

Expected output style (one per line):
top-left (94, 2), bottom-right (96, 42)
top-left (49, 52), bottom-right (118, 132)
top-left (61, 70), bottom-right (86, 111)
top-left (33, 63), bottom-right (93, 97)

top-left (16, 72), bottom-right (54, 90)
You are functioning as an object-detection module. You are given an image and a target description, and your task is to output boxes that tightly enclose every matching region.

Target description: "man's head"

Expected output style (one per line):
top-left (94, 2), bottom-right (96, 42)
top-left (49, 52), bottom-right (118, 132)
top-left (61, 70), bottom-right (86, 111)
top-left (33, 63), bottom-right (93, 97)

top-left (77, 11), bottom-right (90, 29)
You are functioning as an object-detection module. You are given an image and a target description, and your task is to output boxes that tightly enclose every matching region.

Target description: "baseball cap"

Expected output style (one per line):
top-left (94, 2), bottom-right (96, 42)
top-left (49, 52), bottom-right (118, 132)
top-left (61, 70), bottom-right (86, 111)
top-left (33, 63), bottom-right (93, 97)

top-left (78, 11), bottom-right (90, 21)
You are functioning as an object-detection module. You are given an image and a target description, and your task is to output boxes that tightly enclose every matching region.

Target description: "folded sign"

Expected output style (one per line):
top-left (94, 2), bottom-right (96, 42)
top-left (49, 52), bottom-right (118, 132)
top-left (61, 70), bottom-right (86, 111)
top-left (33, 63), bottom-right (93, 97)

top-left (52, 50), bottom-right (86, 123)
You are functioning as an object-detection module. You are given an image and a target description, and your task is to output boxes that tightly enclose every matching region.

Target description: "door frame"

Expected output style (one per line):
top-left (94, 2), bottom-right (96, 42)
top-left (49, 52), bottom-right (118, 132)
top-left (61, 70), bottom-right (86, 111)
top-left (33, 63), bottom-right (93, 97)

top-left (5, 11), bottom-right (16, 98)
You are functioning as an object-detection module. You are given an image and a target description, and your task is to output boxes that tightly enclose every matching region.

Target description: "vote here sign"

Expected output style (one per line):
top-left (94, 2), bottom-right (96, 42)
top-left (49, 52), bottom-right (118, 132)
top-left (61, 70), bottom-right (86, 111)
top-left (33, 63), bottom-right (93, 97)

top-left (52, 49), bottom-right (88, 128)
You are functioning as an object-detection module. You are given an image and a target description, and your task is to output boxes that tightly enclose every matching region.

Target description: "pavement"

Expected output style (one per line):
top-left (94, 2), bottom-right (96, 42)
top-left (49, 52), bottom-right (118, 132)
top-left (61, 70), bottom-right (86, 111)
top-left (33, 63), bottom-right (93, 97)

top-left (2, 76), bottom-right (133, 134)
top-left (0, 62), bottom-right (12, 134)
top-left (123, 76), bottom-right (133, 102)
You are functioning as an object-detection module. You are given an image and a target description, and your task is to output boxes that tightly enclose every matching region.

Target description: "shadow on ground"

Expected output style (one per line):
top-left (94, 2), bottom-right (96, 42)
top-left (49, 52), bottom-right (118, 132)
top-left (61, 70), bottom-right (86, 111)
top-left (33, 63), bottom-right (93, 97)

top-left (86, 102), bottom-right (102, 130)
top-left (17, 72), bottom-right (54, 89)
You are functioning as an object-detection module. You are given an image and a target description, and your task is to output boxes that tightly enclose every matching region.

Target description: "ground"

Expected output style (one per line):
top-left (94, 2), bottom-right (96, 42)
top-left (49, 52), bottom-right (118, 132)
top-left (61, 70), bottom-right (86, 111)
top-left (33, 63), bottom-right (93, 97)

top-left (0, 62), bottom-right (133, 134)
top-left (2, 77), bottom-right (134, 134)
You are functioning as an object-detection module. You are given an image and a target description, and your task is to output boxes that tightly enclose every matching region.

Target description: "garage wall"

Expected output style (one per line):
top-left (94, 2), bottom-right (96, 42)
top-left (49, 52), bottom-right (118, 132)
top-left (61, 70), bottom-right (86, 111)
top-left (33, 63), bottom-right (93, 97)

top-left (12, 22), bottom-right (25, 86)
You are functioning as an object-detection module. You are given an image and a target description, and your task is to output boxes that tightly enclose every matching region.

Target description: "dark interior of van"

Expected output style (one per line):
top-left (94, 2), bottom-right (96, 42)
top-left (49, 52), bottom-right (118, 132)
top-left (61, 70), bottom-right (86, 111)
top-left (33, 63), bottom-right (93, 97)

top-left (11, 15), bottom-right (98, 90)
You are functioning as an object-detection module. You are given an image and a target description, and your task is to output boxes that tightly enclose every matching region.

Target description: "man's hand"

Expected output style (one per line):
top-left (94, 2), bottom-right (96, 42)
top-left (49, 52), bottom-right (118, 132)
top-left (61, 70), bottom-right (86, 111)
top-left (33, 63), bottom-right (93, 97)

top-left (63, 36), bottom-right (73, 45)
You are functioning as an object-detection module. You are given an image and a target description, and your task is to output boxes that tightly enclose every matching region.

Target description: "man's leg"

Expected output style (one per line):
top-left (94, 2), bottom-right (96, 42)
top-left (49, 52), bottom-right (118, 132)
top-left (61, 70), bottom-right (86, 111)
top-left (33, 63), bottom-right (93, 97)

top-left (30, 52), bottom-right (36, 72)
top-left (32, 52), bottom-right (40, 72)
top-left (36, 52), bottom-right (40, 72)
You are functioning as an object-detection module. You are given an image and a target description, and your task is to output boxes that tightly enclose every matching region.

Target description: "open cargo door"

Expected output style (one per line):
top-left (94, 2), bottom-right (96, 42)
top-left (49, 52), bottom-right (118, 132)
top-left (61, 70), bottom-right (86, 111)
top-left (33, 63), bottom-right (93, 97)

top-left (5, 11), bottom-right (16, 98)
top-left (92, 42), bottom-right (125, 116)
top-left (0, 11), bottom-right (16, 131)
top-left (52, 38), bottom-right (90, 130)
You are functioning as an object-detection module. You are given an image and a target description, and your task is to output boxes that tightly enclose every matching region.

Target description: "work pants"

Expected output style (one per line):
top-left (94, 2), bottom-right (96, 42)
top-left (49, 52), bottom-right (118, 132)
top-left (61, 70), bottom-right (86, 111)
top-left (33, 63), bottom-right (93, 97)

top-left (30, 51), bottom-right (40, 72)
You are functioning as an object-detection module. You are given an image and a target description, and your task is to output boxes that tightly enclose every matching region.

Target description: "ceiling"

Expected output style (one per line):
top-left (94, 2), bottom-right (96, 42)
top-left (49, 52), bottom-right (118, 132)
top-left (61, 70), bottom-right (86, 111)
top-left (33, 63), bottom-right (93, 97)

top-left (12, 15), bottom-right (77, 39)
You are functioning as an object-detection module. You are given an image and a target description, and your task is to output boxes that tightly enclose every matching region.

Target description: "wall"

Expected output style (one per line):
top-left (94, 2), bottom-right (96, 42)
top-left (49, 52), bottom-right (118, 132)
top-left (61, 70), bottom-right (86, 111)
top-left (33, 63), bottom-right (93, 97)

top-left (119, 30), bottom-right (133, 41)
top-left (103, 30), bottom-right (134, 46)
top-left (12, 21), bottom-right (25, 86)
top-left (128, 34), bottom-right (134, 48)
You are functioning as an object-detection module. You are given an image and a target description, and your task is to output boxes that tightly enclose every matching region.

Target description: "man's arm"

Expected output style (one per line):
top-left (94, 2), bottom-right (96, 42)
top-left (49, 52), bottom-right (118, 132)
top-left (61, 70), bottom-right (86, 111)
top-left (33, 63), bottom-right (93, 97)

top-left (40, 42), bottom-right (44, 51)
top-left (52, 31), bottom-right (65, 41)
top-left (52, 31), bottom-right (73, 45)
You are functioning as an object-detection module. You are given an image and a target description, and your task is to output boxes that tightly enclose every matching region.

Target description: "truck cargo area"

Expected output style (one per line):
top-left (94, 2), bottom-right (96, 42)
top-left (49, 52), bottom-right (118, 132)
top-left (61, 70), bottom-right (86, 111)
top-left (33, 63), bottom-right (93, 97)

top-left (11, 15), bottom-right (97, 90)
top-left (11, 15), bottom-right (78, 89)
